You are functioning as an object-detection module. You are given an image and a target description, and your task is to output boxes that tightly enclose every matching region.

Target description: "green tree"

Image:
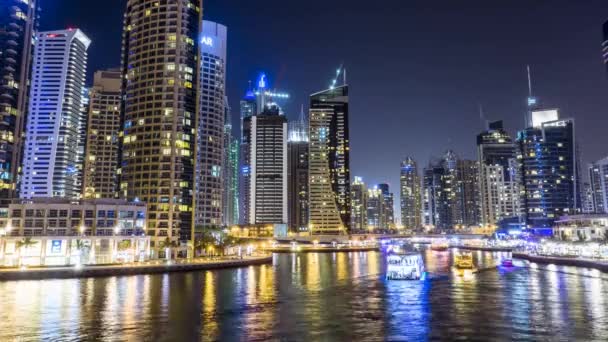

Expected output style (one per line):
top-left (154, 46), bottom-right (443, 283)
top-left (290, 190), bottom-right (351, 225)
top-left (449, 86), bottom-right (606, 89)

top-left (158, 237), bottom-right (179, 259)
top-left (117, 240), bottom-right (131, 251)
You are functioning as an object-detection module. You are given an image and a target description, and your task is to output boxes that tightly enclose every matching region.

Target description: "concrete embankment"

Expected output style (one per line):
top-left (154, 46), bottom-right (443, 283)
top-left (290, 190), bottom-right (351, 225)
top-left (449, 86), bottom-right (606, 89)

top-left (513, 252), bottom-right (608, 272)
top-left (0, 255), bottom-right (273, 281)
top-left (265, 246), bottom-right (379, 253)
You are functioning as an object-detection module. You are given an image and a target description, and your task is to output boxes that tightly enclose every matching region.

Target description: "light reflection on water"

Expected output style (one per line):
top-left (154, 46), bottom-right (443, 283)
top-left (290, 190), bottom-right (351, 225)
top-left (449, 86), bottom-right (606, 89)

top-left (0, 249), bottom-right (607, 341)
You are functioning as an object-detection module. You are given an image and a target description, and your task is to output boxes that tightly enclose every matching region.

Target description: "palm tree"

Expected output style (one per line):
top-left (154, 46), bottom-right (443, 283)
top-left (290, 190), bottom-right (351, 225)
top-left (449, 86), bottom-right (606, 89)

top-left (158, 237), bottom-right (179, 260)
top-left (15, 237), bottom-right (38, 266)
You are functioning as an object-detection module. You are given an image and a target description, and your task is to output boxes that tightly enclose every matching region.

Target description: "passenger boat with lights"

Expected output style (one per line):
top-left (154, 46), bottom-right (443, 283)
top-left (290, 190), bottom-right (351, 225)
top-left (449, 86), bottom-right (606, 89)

top-left (501, 258), bottom-right (514, 267)
top-left (454, 251), bottom-right (475, 270)
top-left (385, 244), bottom-right (426, 280)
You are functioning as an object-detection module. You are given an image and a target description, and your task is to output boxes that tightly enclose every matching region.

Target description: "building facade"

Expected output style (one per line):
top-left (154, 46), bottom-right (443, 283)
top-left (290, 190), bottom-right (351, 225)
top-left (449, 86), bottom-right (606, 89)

top-left (589, 156), bottom-right (608, 214)
top-left (517, 109), bottom-right (579, 230)
top-left (367, 187), bottom-right (385, 230)
top-left (195, 20), bottom-right (226, 228)
top-left (456, 159), bottom-right (481, 228)
top-left (477, 121), bottom-right (520, 227)
top-left (243, 107), bottom-right (287, 224)
top-left (400, 157), bottom-right (421, 230)
top-left (308, 85), bottom-right (351, 234)
top-left (222, 97), bottom-right (239, 227)
top-left (20, 29), bottom-right (90, 200)
top-left (0, 198), bottom-right (149, 266)
top-left (0, 0), bottom-right (38, 203)
top-left (120, 0), bottom-right (202, 244)
top-left (83, 69), bottom-right (122, 199)
top-left (377, 183), bottom-right (395, 229)
top-left (350, 176), bottom-right (368, 231)
top-left (287, 113), bottom-right (308, 232)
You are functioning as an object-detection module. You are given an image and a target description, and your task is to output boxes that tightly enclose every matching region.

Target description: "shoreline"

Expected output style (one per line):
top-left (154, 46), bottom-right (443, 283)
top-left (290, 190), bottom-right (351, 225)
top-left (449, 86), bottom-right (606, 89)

top-left (451, 246), bottom-right (513, 252)
top-left (0, 255), bottom-right (273, 281)
top-left (513, 252), bottom-right (608, 272)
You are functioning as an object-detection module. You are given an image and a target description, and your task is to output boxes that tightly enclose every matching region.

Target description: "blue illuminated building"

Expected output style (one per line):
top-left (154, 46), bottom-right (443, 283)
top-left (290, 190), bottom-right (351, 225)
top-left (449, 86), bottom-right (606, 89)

top-left (517, 109), bottom-right (580, 232)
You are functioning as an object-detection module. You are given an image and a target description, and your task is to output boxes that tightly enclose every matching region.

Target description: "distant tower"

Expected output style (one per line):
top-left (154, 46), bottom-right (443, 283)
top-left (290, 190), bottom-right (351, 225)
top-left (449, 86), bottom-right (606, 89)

top-left (83, 69), bottom-right (122, 199)
top-left (309, 84), bottom-right (351, 234)
top-left (351, 177), bottom-right (368, 231)
top-left (0, 1), bottom-right (39, 202)
top-left (20, 29), bottom-right (91, 199)
top-left (377, 183), bottom-right (395, 228)
top-left (400, 157), bottom-right (421, 230)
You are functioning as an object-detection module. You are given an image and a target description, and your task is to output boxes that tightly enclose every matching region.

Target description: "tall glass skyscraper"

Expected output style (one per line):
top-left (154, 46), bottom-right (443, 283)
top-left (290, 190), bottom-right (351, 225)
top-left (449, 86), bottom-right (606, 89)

top-left (120, 0), bottom-right (202, 244)
top-left (400, 157), bottom-right (421, 230)
top-left (287, 111), bottom-right (309, 232)
top-left (195, 20), bottom-right (227, 229)
top-left (0, 0), bottom-right (38, 203)
top-left (517, 109), bottom-right (579, 231)
top-left (350, 176), bottom-right (368, 231)
top-left (20, 29), bottom-right (91, 199)
top-left (222, 97), bottom-right (239, 227)
top-left (309, 85), bottom-right (351, 234)
top-left (377, 183), bottom-right (395, 228)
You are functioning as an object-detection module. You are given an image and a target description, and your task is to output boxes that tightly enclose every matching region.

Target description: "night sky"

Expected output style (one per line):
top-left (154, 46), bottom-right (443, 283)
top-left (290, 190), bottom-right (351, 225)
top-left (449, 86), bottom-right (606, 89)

top-left (42, 1), bottom-right (608, 223)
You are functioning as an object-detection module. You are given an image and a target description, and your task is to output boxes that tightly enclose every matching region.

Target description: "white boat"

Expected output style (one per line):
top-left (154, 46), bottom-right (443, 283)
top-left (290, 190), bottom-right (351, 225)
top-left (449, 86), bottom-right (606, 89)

top-left (386, 245), bottom-right (425, 280)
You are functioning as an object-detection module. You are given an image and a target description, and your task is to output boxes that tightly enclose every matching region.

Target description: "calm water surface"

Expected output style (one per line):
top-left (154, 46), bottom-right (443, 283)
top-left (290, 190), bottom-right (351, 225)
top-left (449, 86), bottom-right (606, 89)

top-left (0, 248), bottom-right (607, 341)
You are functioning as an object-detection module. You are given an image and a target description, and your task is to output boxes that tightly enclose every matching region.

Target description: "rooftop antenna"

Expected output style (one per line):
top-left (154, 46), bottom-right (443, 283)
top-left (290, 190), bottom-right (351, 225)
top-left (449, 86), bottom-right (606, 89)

top-left (343, 67), bottom-right (347, 85)
top-left (299, 104), bottom-right (306, 123)
top-left (478, 103), bottom-right (488, 130)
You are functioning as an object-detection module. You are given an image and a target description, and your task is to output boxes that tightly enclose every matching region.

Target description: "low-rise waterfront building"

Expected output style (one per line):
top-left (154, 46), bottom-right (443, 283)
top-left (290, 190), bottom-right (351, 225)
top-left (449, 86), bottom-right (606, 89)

top-left (0, 198), bottom-right (150, 266)
top-left (554, 214), bottom-right (608, 242)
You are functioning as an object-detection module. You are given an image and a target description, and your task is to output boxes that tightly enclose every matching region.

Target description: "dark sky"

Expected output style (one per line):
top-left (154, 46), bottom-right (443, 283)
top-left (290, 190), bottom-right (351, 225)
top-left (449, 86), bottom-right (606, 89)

top-left (42, 0), bottom-right (608, 223)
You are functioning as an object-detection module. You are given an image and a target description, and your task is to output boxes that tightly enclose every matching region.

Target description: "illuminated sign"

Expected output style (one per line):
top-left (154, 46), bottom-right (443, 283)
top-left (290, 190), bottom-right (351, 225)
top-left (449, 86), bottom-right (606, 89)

top-left (201, 36), bottom-right (213, 47)
top-left (531, 109), bottom-right (559, 128)
top-left (51, 240), bottom-right (62, 254)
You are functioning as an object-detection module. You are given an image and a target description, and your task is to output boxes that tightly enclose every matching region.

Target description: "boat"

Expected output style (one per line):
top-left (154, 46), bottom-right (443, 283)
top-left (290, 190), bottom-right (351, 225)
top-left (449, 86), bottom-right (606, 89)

top-left (454, 252), bottom-right (475, 270)
top-left (430, 240), bottom-right (449, 251)
top-left (385, 244), bottom-right (426, 280)
top-left (501, 259), bottom-right (514, 267)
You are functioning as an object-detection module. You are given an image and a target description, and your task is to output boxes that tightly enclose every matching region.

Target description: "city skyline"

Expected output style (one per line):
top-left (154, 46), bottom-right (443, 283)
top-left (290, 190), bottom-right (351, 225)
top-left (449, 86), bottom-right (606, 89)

top-left (40, 0), bottom-right (608, 223)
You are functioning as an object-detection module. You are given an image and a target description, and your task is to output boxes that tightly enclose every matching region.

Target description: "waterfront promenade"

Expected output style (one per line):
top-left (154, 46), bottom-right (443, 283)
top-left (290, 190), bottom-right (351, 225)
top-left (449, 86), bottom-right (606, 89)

top-left (0, 254), bottom-right (273, 280)
top-left (513, 252), bottom-right (608, 272)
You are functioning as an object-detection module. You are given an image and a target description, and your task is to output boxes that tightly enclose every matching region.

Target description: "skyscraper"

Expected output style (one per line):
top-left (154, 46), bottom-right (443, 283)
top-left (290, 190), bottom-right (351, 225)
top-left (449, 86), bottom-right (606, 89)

top-left (456, 159), bottom-right (481, 228)
top-left (589, 157), bottom-right (608, 214)
top-left (367, 186), bottom-right (385, 230)
top-left (287, 110), bottom-right (309, 232)
top-left (120, 0), bottom-right (202, 244)
top-left (83, 69), bottom-right (122, 199)
top-left (400, 157), bottom-right (421, 230)
top-left (20, 29), bottom-right (91, 199)
top-left (477, 121), bottom-right (521, 227)
top-left (0, 0), bottom-right (38, 203)
top-left (377, 183), bottom-right (395, 229)
top-left (309, 84), bottom-right (351, 234)
top-left (243, 106), bottom-right (288, 224)
top-left (222, 97), bottom-right (239, 227)
top-left (517, 109), bottom-right (579, 231)
top-left (351, 176), bottom-right (368, 231)
top-left (195, 20), bottom-right (227, 228)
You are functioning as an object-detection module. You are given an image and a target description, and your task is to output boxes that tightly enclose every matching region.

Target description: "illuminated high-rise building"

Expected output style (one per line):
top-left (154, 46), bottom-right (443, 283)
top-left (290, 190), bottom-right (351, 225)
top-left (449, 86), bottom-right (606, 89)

top-left (351, 176), bottom-right (368, 231)
top-left (367, 186), bottom-right (385, 230)
top-left (195, 20), bottom-right (227, 228)
top-left (120, 0), bottom-right (202, 244)
top-left (0, 0), bottom-right (38, 203)
top-left (400, 157), bottom-right (421, 230)
top-left (243, 105), bottom-right (287, 224)
top-left (377, 183), bottom-right (395, 228)
top-left (222, 97), bottom-right (239, 227)
top-left (455, 159), bottom-right (481, 228)
top-left (309, 84), bottom-right (351, 234)
top-left (83, 69), bottom-right (122, 199)
top-left (517, 109), bottom-right (579, 231)
top-left (238, 75), bottom-right (289, 224)
top-left (477, 121), bottom-right (520, 227)
top-left (287, 110), bottom-right (308, 232)
top-left (20, 29), bottom-right (91, 200)
top-left (589, 157), bottom-right (608, 214)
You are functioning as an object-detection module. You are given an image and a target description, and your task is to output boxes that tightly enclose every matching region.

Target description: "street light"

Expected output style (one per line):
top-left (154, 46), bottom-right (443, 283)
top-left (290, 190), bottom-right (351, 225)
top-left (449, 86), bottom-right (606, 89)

top-left (114, 226), bottom-right (121, 235)
top-left (79, 225), bottom-right (86, 236)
